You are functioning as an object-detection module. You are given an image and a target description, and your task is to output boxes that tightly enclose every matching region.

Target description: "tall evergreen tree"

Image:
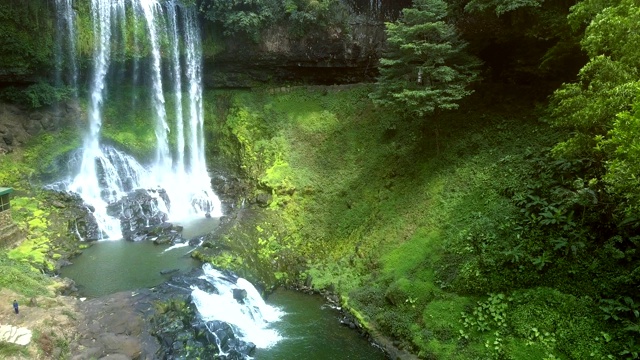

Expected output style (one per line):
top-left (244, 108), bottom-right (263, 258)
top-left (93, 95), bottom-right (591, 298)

top-left (370, 0), bottom-right (481, 117)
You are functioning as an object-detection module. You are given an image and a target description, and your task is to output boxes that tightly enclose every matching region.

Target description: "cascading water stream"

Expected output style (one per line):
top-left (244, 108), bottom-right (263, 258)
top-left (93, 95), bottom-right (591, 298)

top-left (58, 0), bottom-right (222, 240)
top-left (67, 0), bottom-right (116, 238)
top-left (192, 264), bottom-right (284, 350)
top-left (139, 0), bottom-right (172, 173)
top-left (166, 3), bottom-right (185, 175)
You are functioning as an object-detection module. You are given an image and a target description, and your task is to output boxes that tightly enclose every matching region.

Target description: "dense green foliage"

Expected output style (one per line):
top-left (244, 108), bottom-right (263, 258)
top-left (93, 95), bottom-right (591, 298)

top-left (370, 0), bottom-right (481, 117)
top-left (0, 1), bottom-right (55, 77)
top-left (199, 71), bottom-right (636, 360)
top-left (199, 0), bottom-right (349, 40)
top-left (0, 253), bottom-right (52, 297)
top-left (0, 133), bottom-right (86, 295)
top-left (206, 84), bottom-right (630, 359)
top-left (0, 83), bottom-right (74, 109)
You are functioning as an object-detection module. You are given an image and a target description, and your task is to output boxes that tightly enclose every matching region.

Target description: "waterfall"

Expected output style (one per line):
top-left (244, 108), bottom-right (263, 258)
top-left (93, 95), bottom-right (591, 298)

top-left (66, 0), bottom-right (115, 238)
top-left (56, 0), bottom-right (222, 240)
top-left (54, 0), bottom-right (78, 94)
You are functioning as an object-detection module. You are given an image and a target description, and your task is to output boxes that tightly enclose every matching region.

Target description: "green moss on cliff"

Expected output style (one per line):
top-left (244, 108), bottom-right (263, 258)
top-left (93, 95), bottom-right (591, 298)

top-left (0, 1), bottom-right (55, 78)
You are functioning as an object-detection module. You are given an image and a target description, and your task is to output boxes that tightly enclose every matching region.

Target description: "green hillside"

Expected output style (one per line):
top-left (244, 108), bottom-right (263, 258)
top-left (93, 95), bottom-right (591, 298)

top-left (196, 83), bottom-right (633, 359)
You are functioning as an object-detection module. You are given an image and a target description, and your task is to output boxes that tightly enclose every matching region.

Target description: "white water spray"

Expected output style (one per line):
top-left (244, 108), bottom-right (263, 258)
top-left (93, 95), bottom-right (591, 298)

top-left (192, 264), bottom-right (284, 350)
top-left (67, 0), bottom-right (116, 238)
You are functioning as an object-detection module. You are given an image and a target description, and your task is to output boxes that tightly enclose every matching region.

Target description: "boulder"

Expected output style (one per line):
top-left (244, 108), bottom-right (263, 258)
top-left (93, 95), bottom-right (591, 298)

top-left (255, 192), bottom-right (272, 207)
top-left (232, 289), bottom-right (247, 304)
top-left (200, 320), bottom-right (256, 359)
top-left (106, 189), bottom-right (170, 241)
top-left (45, 190), bottom-right (102, 241)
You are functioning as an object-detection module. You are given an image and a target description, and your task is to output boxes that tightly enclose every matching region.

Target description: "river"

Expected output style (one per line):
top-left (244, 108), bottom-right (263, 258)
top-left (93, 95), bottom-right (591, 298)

top-left (60, 238), bottom-right (386, 359)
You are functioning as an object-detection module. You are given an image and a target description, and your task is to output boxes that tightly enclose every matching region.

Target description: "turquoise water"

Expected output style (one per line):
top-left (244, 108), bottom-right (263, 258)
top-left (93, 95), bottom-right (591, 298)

top-left (60, 217), bottom-right (217, 298)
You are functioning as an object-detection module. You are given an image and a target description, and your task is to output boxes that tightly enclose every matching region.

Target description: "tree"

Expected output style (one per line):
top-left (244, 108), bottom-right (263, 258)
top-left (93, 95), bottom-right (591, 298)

top-left (369, 0), bottom-right (481, 118)
top-left (549, 0), bottom-right (640, 171)
top-left (605, 101), bottom-right (640, 219)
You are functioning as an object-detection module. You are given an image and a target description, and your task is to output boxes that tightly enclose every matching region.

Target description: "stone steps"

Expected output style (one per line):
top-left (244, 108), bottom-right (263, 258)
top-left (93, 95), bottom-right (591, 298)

top-left (0, 223), bottom-right (23, 248)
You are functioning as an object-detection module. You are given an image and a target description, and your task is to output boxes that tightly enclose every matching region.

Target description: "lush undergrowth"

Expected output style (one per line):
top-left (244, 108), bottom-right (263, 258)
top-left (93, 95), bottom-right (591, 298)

top-left (204, 84), bottom-right (631, 359)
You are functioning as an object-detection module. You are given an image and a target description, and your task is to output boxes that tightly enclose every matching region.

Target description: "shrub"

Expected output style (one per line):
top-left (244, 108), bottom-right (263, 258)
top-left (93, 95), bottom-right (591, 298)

top-left (0, 83), bottom-right (73, 108)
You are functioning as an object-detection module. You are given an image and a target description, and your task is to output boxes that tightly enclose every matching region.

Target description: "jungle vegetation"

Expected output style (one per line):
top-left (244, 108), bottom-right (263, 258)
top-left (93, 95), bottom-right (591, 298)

top-left (0, 0), bottom-right (639, 359)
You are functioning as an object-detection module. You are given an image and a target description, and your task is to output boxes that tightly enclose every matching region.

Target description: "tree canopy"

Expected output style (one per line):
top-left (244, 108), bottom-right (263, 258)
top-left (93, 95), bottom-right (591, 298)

top-left (198, 0), bottom-right (348, 41)
top-left (369, 0), bottom-right (481, 118)
top-left (549, 0), bottom-right (640, 215)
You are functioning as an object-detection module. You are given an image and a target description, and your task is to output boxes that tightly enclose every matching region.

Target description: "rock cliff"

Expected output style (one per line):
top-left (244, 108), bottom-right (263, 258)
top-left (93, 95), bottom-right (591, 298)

top-left (204, 18), bottom-right (387, 88)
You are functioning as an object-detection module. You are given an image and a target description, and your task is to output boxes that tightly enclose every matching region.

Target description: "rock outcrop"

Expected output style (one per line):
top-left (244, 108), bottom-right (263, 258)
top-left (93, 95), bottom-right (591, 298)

top-left (0, 101), bottom-right (82, 155)
top-left (106, 189), bottom-right (171, 242)
top-left (204, 19), bottom-right (387, 88)
top-left (0, 210), bottom-right (23, 248)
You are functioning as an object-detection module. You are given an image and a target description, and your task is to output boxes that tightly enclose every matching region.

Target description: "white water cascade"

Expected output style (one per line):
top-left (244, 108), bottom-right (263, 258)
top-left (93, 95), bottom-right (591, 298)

top-left (192, 264), bottom-right (284, 350)
top-left (57, 0), bottom-right (222, 239)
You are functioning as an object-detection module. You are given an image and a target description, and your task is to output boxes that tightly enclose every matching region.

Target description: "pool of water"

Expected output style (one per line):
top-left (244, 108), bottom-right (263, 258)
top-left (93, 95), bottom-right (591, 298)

top-left (60, 240), bottom-right (199, 297)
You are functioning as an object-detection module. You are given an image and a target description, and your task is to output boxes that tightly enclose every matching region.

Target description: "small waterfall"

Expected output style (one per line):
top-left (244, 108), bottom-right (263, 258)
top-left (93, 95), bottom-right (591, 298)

top-left (56, 0), bottom-right (222, 240)
top-left (166, 3), bottom-right (185, 174)
top-left (192, 264), bottom-right (284, 352)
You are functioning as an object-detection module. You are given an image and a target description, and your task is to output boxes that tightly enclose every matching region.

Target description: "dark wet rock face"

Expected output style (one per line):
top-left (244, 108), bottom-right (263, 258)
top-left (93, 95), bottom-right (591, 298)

top-left (149, 222), bottom-right (184, 245)
top-left (44, 187), bottom-right (186, 244)
top-left (232, 288), bottom-right (248, 304)
top-left (201, 320), bottom-right (256, 359)
top-left (204, 20), bottom-right (387, 88)
top-left (106, 189), bottom-right (171, 241)
top-left (210, 173), bottom-right (252, 215)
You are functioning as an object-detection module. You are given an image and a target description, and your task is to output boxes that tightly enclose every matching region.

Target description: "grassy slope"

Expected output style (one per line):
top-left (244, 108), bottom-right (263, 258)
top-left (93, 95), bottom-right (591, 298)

top-left (206, 84), bottom-right (614, 359)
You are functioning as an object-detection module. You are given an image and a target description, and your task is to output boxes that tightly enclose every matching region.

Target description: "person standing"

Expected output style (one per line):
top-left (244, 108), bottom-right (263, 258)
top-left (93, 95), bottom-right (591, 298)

top-left (13, 300), bottom-right (18, 314)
